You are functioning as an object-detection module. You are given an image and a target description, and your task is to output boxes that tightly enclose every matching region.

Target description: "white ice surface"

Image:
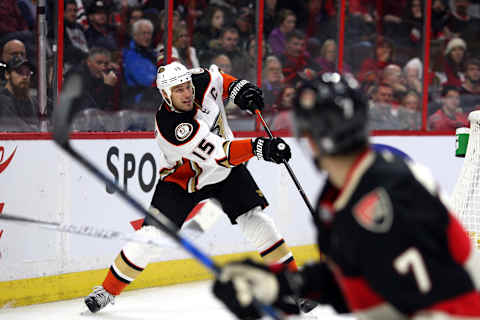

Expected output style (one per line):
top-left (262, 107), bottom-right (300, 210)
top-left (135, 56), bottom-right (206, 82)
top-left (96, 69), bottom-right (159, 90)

top-left (0, 280), bottom-right (356, 320)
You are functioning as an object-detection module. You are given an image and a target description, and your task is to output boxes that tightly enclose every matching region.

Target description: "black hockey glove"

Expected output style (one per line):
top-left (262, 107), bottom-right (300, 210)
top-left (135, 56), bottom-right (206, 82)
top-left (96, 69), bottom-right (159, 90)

top-left (228, 80), bottom-right (264, 113)
top-left (212, 259), bottom-right (301, 319)
top-left (252, 137), bottom-right (291, 163)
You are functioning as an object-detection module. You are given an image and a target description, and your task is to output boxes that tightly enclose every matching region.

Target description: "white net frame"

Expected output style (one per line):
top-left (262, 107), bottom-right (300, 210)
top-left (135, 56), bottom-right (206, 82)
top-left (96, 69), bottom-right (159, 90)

top-left (453, 110), bottom-right (480, 249)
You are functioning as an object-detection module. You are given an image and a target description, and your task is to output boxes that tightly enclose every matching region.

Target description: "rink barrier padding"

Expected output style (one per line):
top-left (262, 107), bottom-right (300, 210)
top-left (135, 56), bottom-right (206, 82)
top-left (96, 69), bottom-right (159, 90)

top-left (0, 244), bottom-right (319, 308)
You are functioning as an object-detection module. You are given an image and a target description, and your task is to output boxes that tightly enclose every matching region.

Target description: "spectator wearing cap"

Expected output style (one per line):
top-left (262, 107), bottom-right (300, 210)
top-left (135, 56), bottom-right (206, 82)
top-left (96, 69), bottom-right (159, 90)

top-left (0, 56), bottom-right (40, 131)
top-left (64, 47), bottom-right (119, 113)
top-left (428, 85), bottom-right (469, 130)
top-left (64, 0), bottom-right (89, 73)
top-left (441, 37), bottom-right (467, 87)
top-left (122, 19), bottom-right (159, 108)
top-left (85, 0), bottom-right (117, 51)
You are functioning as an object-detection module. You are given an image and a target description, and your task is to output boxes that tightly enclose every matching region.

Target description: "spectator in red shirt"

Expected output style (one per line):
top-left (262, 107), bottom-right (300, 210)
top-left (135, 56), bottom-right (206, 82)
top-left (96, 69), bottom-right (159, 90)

top-left (357, 36), bottom-right (395, 87)
top-left (278, 30), bottom-right (320, 86)
top-left (428, 85), bottom-right (469, 130)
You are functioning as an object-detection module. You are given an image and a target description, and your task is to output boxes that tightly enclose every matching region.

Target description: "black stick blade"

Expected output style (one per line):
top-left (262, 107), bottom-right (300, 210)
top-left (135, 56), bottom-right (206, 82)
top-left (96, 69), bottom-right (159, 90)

top-left (53, 73), bottom-right (83, 147)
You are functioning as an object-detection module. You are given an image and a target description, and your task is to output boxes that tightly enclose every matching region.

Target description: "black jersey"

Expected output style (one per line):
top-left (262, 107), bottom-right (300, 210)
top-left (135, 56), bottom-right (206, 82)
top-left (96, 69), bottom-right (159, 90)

top-left (304, 148), bottom-right (480, 319)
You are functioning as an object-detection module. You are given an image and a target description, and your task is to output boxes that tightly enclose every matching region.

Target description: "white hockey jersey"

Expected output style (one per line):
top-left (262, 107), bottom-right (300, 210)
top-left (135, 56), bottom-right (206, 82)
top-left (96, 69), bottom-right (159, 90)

top-left (154, 65), bottom-right (254, 192)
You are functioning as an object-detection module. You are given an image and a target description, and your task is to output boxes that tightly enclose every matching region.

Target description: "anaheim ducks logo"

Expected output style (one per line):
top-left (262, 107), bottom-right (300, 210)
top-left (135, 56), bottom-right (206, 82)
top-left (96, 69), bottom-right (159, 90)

top-left (175, 123), bottom-right (193, 141)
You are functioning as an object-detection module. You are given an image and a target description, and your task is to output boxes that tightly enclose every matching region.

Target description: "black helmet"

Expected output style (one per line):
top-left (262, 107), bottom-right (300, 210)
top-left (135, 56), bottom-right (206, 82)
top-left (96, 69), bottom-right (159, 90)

top-left (293, 72), bottom-right (369, 155)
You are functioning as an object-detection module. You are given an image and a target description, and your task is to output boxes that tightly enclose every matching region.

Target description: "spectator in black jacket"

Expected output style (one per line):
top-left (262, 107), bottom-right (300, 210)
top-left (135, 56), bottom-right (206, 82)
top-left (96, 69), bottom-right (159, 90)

top-left (0, 56), bottom-right (39, 131)
top-left (64, 47), bottom-right (118, 113)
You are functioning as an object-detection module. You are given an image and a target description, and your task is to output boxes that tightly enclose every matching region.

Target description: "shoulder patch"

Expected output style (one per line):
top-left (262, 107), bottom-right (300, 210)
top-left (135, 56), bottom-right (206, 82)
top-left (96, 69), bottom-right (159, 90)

top-left (175, 122), bottom-right (194, 141)
top-left (192, 70), bottom-right (212, 105)
top-left (353, 188), bottom-right (393, 233)
top-left (155, 106), bottom-right (199, 146)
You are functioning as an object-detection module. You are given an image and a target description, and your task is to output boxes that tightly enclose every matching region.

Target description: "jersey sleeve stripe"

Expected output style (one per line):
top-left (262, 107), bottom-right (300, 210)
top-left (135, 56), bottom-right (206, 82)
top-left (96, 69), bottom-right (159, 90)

top-left (200, 73), bottom-right (212, 105)
top-left (221, 72), bottom-right (237, 100)
top-left (216, 140), bottom-right (254, 167)
top-left (228, 139), bottom-right (254, 165)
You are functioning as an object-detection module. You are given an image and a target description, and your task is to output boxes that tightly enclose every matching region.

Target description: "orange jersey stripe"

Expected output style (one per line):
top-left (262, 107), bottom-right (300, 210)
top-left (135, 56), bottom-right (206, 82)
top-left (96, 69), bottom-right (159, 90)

top-left (221, 72), bottom-right (237, 100)
top-left (229, 139), bottom-right (254, 165)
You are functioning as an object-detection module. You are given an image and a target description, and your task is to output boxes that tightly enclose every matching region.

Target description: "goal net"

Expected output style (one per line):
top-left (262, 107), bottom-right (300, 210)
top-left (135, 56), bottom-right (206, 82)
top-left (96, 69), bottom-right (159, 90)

top-left (453, 110), bottom-right (480, 249)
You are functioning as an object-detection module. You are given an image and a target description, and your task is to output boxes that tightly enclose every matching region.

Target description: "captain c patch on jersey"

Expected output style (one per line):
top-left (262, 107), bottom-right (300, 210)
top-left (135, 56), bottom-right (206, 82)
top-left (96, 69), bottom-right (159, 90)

top-left (175, 123), bottom-right (194, 141)
top-left (353, 188), bottom-right (393, 233)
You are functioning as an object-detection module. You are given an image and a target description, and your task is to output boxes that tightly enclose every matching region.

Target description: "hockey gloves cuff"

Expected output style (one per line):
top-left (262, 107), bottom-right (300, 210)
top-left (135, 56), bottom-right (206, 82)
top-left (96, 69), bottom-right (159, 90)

top-left (252, 137), bottom-right (291, 163)
top-left (212, 259), bottom-right (302, 319)
top-left (229, 80), bottom-right (264, 113)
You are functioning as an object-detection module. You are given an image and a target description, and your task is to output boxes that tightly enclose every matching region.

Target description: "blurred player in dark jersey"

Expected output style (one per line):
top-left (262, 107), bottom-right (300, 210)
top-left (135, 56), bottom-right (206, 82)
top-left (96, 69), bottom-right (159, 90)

top-left (213, 72), bottom-right (480, 319)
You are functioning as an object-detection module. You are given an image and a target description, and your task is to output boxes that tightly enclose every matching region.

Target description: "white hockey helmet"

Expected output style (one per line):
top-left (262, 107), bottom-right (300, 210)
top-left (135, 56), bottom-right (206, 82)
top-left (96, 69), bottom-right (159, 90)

top-left (156, 61), bottom-right (193, 107)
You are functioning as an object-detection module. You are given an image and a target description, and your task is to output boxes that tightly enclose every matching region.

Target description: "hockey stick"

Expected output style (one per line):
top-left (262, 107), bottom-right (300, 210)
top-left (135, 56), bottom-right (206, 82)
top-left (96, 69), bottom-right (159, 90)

top-left (52, 73), bottom-right (283, 320)
top-left (0, 212), bottom-right (179, 248)
top-left (255, 109), bottom-right (315, 215)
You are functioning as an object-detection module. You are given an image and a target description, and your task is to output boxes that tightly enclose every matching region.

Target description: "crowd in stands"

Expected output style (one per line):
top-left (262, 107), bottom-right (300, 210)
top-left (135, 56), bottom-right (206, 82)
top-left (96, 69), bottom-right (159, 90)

top-left (0, 0), bottom-right (480, 132)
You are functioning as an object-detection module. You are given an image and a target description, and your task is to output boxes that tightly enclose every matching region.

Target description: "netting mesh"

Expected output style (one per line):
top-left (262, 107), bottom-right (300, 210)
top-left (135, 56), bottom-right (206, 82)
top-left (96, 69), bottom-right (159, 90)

top-left (453, 111), bottom-right (480, 249)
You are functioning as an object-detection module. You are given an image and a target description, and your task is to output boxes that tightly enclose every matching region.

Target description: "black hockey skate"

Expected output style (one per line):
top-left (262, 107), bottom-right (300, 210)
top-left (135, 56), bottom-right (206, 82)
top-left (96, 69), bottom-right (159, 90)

top-left (84, 286), bottom-right (115, 313)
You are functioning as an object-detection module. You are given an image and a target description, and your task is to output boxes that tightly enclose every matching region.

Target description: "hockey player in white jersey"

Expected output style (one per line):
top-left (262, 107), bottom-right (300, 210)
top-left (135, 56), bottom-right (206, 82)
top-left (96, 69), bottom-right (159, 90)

top-left (84, 61), bottom-right (302, 314)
